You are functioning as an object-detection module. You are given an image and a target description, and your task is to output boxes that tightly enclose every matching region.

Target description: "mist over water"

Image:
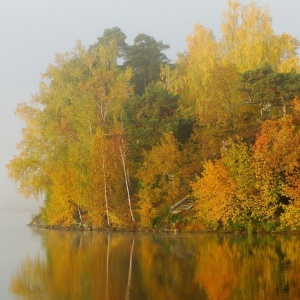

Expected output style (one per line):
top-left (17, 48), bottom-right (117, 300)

top-left (0, 212), bottom-right (42, 299)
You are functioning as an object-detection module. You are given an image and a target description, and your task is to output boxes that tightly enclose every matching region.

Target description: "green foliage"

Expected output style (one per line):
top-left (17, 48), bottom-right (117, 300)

top-left (227, 220), bottom-right (246, 232)
top-left (124, 82), bottom-right (179, 167)
top-left (152, 205), bottom-right (181, 228)
top-left (91, 26), bottom-right (128, 59)
top-left (239, 64), bottom-right (300, 120)
top-left (124, 33), bottom-right (170, 94)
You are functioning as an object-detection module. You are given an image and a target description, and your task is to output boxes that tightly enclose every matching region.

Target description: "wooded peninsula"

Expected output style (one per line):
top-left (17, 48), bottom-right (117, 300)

top-left (7, 1), bottom-right (300, 233)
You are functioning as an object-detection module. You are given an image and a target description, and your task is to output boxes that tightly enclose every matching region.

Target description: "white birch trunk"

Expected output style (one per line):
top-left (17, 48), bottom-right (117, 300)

top-left (119, 144), bottom-right (135, 222)
top-left (102, 148), bottom-right (110, 227)
top-left (77, 205), bottom-right (82, 223)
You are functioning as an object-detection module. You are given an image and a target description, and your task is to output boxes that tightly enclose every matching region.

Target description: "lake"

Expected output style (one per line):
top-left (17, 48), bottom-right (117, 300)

top-left (1, 212), bottom-right (300, 299)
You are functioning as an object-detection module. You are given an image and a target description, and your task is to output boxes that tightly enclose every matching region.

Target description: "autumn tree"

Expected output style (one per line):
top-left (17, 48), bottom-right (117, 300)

top-left (162, 0), bottom-right (300, 160)
top-left (7, 43), bottom-right (93, 225)
top-left (191, 134), bottom-right (291, 232)
top-left (221, 0), bottom-right (299, 72)
top-left (7, 35), bottom-right (133, 227)
top-left (84, 39), bottom-right (133, 227)
top-left (252, 101), bottom-right (300, 230)
top-left (192, 160), bottom-right (236, 230)
top-left (137, 133), bottom-right (187, 227)
top-left (161, 24), bottom-right (219, 111)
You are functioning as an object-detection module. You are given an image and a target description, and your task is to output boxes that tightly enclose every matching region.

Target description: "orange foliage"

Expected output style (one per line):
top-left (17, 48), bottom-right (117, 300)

top-left (251, 102), bottom-right (300, 230)
top-left (192, 160), bottom-right (236, 229)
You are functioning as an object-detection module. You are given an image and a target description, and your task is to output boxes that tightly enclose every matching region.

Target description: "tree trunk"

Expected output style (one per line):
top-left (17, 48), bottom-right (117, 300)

top-left (77, 205), bottom-right (83, 223)
top-left (102, 149), bottom-right (110, 227)
top-left (119, 144), bottom-right (135, 222)
top-left (282, 97), bottom-right (287, 116)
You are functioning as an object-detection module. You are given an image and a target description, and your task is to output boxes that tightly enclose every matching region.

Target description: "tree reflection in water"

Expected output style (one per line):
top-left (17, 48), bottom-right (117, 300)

top-left (10, 230), bottom-right (300, 299)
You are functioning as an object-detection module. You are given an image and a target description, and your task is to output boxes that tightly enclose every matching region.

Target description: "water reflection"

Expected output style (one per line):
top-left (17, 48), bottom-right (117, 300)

top-left (10, 230), bottom-right (300, 299)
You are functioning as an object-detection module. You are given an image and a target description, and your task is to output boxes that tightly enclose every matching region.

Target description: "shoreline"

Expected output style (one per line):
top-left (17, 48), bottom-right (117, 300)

top-left (28, 223), bottom-right (300, 235)
top-left (28, 223), bottom-right (182, 234)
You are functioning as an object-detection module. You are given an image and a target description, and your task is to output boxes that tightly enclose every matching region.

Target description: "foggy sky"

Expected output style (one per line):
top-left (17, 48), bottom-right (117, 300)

top-left (1, 0), bottom-right (299, 213)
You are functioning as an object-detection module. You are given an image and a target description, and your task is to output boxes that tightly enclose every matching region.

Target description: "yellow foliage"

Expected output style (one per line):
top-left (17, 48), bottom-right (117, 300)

top-left (192, 160), bottom-right (236, 229)
top-left (138, 132), bottom-right (184, 207)
top-left (136, 197), bottom-right (157, 228)
top-left (221, 1), bottom-right (299, 72)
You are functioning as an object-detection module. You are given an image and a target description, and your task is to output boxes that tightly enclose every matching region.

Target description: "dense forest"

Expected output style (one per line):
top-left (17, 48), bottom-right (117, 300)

top-left (7, 0), bottom-right (300, 232)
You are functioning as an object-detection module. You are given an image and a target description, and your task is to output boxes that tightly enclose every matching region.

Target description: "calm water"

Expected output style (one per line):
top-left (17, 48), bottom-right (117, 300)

top-left (1, 212), bottom-right (300, 299)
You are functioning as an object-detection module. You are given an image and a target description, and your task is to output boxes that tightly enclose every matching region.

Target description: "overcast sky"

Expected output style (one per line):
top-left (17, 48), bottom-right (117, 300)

top-left (1, 0), bottom-right (300, 213)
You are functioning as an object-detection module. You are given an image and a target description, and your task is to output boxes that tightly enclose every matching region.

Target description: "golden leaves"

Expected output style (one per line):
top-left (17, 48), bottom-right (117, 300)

top-left (192, 160), bottom-right (236, 228)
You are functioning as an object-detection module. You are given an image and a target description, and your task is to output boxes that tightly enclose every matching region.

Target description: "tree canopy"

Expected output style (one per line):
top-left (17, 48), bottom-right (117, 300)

top-left (7, 0), bottom-right (300, 232)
